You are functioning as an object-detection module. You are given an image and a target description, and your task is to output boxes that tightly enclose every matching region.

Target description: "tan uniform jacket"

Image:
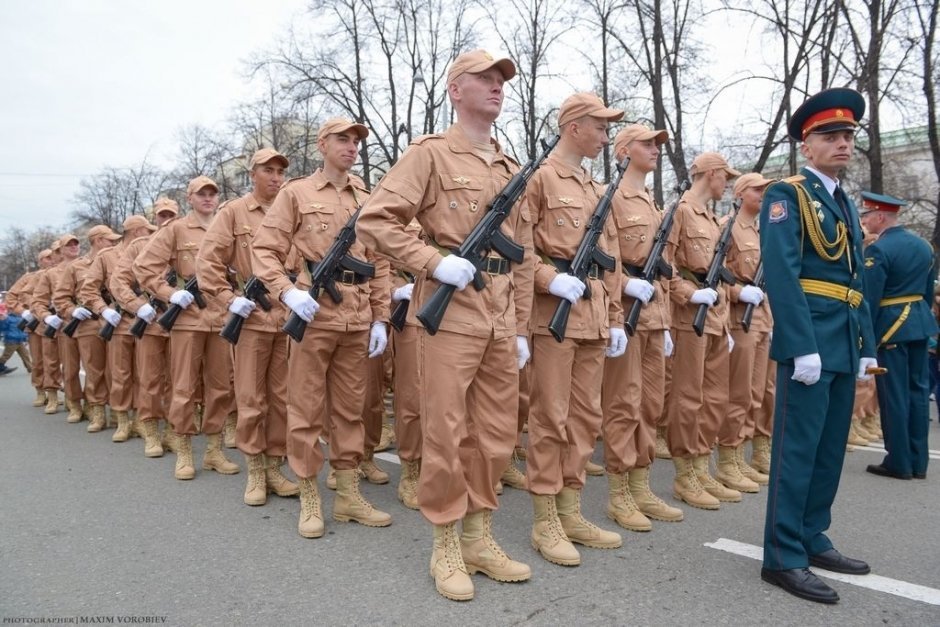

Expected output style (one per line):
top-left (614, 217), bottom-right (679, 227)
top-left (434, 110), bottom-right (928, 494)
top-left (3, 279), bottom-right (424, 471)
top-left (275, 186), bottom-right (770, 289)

top-left (80, 242), bottom-right (124, 317)
top-left (724, 213), bottom-right (772, 333)
top-left (355, 124), bottom-right (534, 339)
top-left (30, 266), bottom-right (62, 321)
top-left (197, 192), bottom-right (294, 333)
top-left (134, 213), bottom-right (225, 332)
top-left (611, 184), bottom-right (672, 331)
top-left (52, 255), bottom-right (98, 338)
top-left (527, 154), bottom-right (622, 339)
top-left (667, 192), bottom-right (729, 336)
top-left (6, 271), bottom-right (36, 315)
top-left (110, 236), bottom-right (167, 338)
top-left (252, 170), bottom-right (389, 331)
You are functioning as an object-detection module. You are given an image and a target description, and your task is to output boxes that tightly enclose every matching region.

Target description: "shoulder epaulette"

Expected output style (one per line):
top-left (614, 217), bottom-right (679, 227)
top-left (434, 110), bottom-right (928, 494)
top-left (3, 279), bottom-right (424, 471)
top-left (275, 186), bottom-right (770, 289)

top-left (412, 133), bottom-right (445, 145)
top-left (348, 173), bottom-right (368, 190)
top-left (282, 176), bottom-right (308, 187)
top-left (781, 175), bottom-right (806, 184)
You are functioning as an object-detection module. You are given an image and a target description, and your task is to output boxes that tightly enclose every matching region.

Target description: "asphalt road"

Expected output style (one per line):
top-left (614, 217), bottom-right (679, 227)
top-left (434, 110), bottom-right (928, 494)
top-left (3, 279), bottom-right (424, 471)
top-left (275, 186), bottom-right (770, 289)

top-left (1, 366), bottom-right (937, 626)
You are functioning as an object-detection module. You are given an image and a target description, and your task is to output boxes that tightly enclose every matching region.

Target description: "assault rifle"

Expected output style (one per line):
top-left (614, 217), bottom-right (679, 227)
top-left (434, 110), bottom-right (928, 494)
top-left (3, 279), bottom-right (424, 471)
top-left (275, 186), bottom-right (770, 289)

top-left (129, 271), bottom-right (173, 339)
top-left (62, 301), bottom-right (99, 338)
top-left (740, 261), bottom-right (764, 333)
top-left (42, 306), bottom-right (59, 339)
top-left (547, 155), bottom-right (630, 342)
top-left (220, 276), bottom-right (272, 345)
top-left (416, 134), bottom-right (560, 335)
top-left (388, 272), bottom-right (414, 332)
top-left (624, 180), bottom-right (691, 336)
top-left (97, 290), bottom-right (121, 341)
top-left (157, 276), bottom-right (206, 332)
top-left (692, 200), bottom-right (740, 337)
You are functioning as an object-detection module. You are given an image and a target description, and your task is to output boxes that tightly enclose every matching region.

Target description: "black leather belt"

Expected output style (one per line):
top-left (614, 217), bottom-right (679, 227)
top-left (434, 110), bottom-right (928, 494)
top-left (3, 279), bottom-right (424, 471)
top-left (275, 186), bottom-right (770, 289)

top-left (334, 269), bottom-right (369, 285)
top-left (677, 266), bottom-right (707, 286)
top-left (622, 263), bottom-right (644, 278)
top-left (549, 257), bottom-right (603, 280)
top-left (482, 256), bottom-right (511, 275)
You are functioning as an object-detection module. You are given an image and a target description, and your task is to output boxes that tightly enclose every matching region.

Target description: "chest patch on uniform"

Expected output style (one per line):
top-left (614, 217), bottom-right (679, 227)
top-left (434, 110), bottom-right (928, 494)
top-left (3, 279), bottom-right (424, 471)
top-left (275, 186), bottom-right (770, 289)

top-left (768, 201), bottom-right (788, 223)
top-left (864, 257), bottom-right (875, 267)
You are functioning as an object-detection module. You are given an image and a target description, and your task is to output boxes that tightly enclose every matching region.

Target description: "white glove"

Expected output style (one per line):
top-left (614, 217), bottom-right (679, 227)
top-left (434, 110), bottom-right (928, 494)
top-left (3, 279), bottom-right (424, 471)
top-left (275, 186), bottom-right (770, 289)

top-left (169, 290), bottom-right (195, 309)
top-left (228, 296), bottom-right (256, 319)
top-left (663, 330), bottom-right (674, 358)
top-left (689, 288), bottom-right (719, 306)
top-left (516, 335), bottom-right (530, 370)
top-left (392, 283), bottom-right (414, 303)
top-left (858, 357), bottom-right (879, 381)
top-left (606, 327), bottom-right (628, 358)
top-left (728, 333), bottom-right (735, 353)
top-left (72, 306), bottom-right (93, 321)
top-left (739, 285), bottom-right (764, 305)
top-left (792, 353), bottom-right (822, 385)
top-left (281, 287), bottom-right (319, 322)
top-left (368, 322), bottom-right (388, 358)
top-left (624, 278), bottom-right (655, 303)
top-left (432, 255), bottom-right (476, 290)
top-left (44, 314), bottom-right (62, 329)
top-left (102, 308), bottom-right (121, 327)
top-left (136, 303), bottom-right (156, 323)
top-left (22, 310), bottom-right (34, 323)
top-left (548, 274), bottom-right (587, 304)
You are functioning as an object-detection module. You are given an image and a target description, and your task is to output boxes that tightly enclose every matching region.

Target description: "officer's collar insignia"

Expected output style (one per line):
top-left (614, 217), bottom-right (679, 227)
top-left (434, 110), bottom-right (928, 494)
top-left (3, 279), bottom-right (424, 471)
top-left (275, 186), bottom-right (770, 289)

top-left (559, 196), bottom-right (573, 205)
top-left (813, 183), bottom-right (821, 189)
top-left (864, 257), bottom-right (875, 267)
top-left (813, 200), bottom-right (821, 208)
top-left (817, 209), bottom-right (825, 223)
top-left (452, 176), bottom-right (470, 186)
top-left (768, 200), bottom-right (788, 223)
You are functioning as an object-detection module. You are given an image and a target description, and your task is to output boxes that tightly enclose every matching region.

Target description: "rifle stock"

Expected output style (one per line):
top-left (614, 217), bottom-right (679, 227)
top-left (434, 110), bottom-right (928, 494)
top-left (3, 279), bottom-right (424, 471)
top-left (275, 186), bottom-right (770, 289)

top-left (157, 277), bottom-right (205, 332)
top-left (740, 262), bottom-right (764, 333)
top-left (692, 200), bottom-right (741, 337)
top-left (220, 276), bottom-right (272, 345)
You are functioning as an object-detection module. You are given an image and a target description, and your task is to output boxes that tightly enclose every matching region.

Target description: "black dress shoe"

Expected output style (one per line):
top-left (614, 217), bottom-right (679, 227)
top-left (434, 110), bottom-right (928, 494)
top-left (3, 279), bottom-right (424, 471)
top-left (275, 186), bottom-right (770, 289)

top-left (866, 464), bottom-right (912, 480)
top-left (809, 549), bottom-right (871, 575)
top-left (761, 567), bottom-right (839, 604)
top-left (913, 472), bottom-right (926, 479)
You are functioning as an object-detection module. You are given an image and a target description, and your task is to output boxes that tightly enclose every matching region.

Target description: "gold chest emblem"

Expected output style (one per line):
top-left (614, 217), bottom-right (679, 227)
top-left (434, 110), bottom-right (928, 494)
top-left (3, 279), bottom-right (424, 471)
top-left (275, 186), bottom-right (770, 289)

top-left (452, 176), bottom-right (470, 186)
top-left (559, 196), bottom-right (573, 205)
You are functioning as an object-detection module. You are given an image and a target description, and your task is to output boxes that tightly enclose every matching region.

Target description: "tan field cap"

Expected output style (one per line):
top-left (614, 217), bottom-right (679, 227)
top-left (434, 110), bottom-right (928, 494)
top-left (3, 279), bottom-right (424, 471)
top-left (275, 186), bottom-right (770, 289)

top-left (153, 197), bottom-right (180, 216)
top-left (447, 49), bottom-right (516, 84)
top-left (249, 148), bottom-right (289, 169)
top-left (59, 233), bottom-right (79, 247)
top-left (123, 214), bottom-right (158, 232)
top-left (689, 152), bottom-right (741, 177)
top-left (613, 124), bottom-right (668, 155)
top-left (558, 93), bottom-right (624, 128)
top-left (38, 249), bottom-right (52, 260)
top-left (733, 172), bottom-right (772, 197)
top-left (50, 240), bottom-right (62, 252)
top-left (317, 118), bottom-right (369, 142)
top-left (87, 225), bottom-right (122, 240)
top-left (187, 176), bottom-right (219, 195)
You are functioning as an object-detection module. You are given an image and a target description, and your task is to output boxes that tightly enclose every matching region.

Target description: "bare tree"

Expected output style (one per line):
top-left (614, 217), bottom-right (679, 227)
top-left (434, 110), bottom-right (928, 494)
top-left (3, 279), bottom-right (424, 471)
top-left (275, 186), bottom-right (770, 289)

top-left (172, 124), bottom-right (238, 200)
top-left (70, 160), bottom-right (170, 230)
top-left (0, 226), bottom-right (65, 289)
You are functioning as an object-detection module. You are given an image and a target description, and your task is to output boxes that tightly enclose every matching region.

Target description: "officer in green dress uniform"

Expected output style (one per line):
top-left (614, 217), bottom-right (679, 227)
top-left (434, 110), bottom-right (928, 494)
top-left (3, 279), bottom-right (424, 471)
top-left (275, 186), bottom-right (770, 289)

top-left (859, 191), bottom-right (938, 480)
top-left (758, 88), bottom-right (878, 604)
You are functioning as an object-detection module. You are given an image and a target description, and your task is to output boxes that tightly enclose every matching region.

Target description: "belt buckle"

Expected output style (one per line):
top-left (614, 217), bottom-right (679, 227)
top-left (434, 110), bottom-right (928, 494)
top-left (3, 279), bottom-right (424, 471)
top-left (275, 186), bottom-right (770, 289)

top-left (339, 270), bottom-right (357, 285)
top-left (484, 256), bottom-right (502, 276)
top-left (587, 264), bottom-right (600, 280)
top-left (846, 288), bottom-right (862, 308)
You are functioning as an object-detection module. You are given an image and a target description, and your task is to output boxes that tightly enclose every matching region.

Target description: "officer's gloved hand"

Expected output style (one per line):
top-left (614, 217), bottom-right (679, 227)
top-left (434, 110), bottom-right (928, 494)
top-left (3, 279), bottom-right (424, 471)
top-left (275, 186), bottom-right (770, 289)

top-left (792, 353), bottom-right (822, 385)
top-left (516, 335), bottom-right (530, 370)
top-left (281, 288), bottom-right (319, 322)
top-left (392, 283), bottom-right (414, 303)
top-left (739, 285), bottom-right (764, 305)
top-left (432, 255), bottom-right (476, 290)
top-left (549, 274), bottom-right (587, 304)
top-left (689, 288), bottom-right (719, 306)
top-left (72, 307), bottom-right (93, 321)
top-left (136, 303), bottom-right (156, 323)
top-left (22, 310), bottom-right (34, 323)
top-left (44, 314), bottom-right (62, 329)
top-left (102, 308), bottom-right (121, 327)
top-left (858, 357), bottom-right (879, 381)
top-left (228, 296), bottom-right (256, 319)
top-left (368, 322), bottom-right (388, 358)
top-left (663, 330), bottom-right (674, 357)
top-left (169, 290), bottom-right (195, 309)
top-left (624, 278), bottom-right (655, 303)
top-left (606, 327), bottom-right (628, 358)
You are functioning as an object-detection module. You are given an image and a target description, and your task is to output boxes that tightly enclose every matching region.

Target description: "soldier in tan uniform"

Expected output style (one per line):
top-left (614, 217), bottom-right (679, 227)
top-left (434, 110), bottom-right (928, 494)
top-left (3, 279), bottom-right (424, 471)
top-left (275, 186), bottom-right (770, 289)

top-left (665, 152), bottom-right (741, 509)
top-left (197, 148), bottom-right (300, 506)
top-left (81, 217), bottom-right (156, 441)
top-left (716, 172), bottom-right (773, 491)
top-left (109, 199), bottom-right (179, 458)
top-left (525, 92), bottom-right (625, 567)
top-left (54, 225), bottom-right (122, 431)
top-left (38, 234), bottom-right (83, 421)
top-left (601, 124), bottom-right (685, 532)
top-left (6, 250), bottom-right (51, 406)
top-left (357, 50), bottom-right (535, 602)
top-left (251, 118), bottom-right (392, 538)
top-left (31, 241), bottom-right (65, 413)
top-left (134, 177), bottom-right (239, 480)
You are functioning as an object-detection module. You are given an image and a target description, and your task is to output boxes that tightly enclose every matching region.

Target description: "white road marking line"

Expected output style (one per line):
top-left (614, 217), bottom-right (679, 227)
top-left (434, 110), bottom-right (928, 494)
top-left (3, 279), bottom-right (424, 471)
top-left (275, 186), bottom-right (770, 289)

top-left (375, 452), bottom-right (401, 465)
top-left (705, 538), bottom-right (940, 606)
top-left (853, 444), bottom-right (940, 460)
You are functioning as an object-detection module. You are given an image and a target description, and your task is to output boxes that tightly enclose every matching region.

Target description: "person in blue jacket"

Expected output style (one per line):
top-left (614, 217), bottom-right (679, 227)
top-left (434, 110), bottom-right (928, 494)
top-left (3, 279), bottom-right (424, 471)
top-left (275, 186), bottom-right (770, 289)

top-left (758, 87), bottom-right (878, 604)
top-left (859, 191), bottom-right (938, 480)
top-left (0, 307), bottom-right (30, 375)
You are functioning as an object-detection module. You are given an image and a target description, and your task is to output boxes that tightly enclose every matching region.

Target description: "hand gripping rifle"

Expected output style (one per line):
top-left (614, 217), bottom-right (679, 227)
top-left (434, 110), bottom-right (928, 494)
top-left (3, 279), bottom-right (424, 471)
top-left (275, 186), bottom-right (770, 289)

top-left (282, 207), bottom-right (374, 343)
top-left (388, 271), bottom-right (414, 332)
top-left (42, 306), bottom-right (59, 339)
top-left (692, 199), bottom-right (740, 337)
top-left (129, 271), bottom-right (173, 339)
top-left (740, 261), bottom-right (764, 333)
top-left (624, 180), bottom-right (691, 336)
top-left (62, 301), bottom-right (99, 338)
top-left (97, 290), bottom-right (121, 341)
top-left (220, 276), bottom-right (272, 345)
top-left (416, 134), bottom-right (560, 335)
top-left (547, 155), bottom-right (630, 342)
top-left (157, 276), bottom-right (207, 332)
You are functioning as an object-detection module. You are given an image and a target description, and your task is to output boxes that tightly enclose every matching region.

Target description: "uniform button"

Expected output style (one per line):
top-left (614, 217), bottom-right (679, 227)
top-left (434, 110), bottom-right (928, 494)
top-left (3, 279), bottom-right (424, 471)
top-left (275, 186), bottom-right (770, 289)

top-left (640, 235), bottom-right (647, 242)
top-left (557, 219), bottom-right (565, 226)
top-left (306, 224), bottom-right (313, 231)
top-left (449, 201), bottom-right (458, 209)
top-left (241, 242), bottom-right (248, 248)
top-left (321, 224), bottom-right (329, 230)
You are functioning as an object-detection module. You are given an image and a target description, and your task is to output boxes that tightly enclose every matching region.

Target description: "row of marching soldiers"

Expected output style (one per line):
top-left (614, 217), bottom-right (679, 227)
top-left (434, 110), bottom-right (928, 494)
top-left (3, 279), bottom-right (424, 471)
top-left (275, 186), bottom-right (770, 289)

top-left (3, 49), bottom-right (880, 604)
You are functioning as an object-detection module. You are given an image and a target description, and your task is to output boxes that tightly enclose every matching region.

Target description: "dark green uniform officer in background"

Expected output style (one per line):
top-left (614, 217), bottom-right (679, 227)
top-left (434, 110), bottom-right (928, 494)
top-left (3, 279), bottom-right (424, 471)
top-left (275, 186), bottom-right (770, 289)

top-left (860, 191), bottom-right (938, 481)
top-left (758, 88), bottom-right (878, 605)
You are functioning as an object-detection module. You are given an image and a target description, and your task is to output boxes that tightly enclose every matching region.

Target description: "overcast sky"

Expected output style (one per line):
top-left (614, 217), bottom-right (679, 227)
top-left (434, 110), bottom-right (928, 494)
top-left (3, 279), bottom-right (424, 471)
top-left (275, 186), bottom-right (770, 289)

top-left (0, 0), bottom-right (308, 230)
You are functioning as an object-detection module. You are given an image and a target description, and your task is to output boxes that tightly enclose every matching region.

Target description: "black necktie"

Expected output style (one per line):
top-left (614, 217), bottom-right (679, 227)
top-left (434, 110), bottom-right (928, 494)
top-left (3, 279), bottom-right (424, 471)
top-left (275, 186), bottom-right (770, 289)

top-left (833, 186), bottom-right (850, 223)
